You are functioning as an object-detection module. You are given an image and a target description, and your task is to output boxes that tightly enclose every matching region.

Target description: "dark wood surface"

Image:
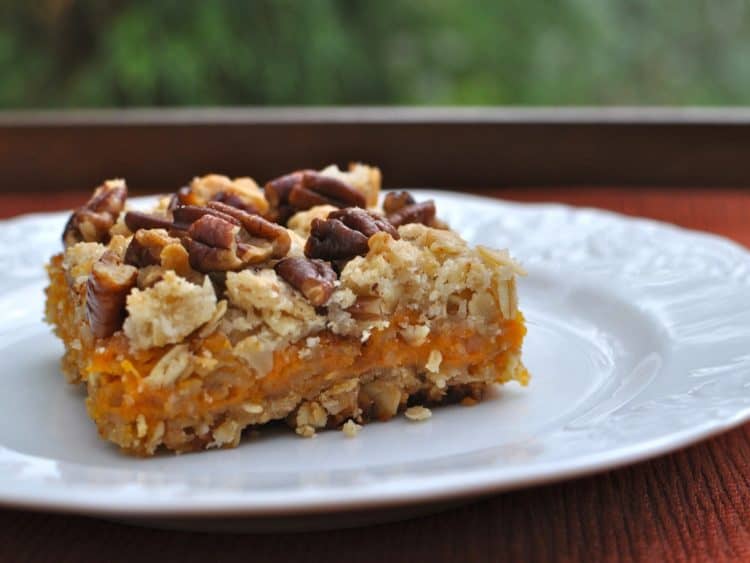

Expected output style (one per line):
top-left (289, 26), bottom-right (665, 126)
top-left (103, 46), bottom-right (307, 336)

top-left (1, 186), bottom-right (749, 562)
top-left (4, 108), bottom-right (750, 191)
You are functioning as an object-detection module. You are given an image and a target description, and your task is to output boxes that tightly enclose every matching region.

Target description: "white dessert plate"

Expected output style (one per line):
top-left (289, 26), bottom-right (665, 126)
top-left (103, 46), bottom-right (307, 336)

top-left (1, 190), bottom-right (749, 532)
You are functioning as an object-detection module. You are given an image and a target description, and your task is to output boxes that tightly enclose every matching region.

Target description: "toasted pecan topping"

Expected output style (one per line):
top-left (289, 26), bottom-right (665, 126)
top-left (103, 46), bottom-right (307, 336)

top-left (124, 237), bottom-right (158, 268)
top-left (265, 170), bottom-right (366, 224)
top-left (167, 186), bottom-right (195, 211)
top-left (171, 186), bottom-right (261, 216)
top-left (124, 211), bottom-right (173, 232)
top-left (185, 238), bottom-right (245, 272)
top-left (211, 191), bottom-right (259, 214)
top-left (172, 205), bottom-right (241, 231)
top-left (85, 254), bottom-right (138, 338)
top-left (124, 228), bottom-right (182, 269)
top-left (305, 217), bottom-right (368, 260)
top-left (382, 191), bottom-right (416, 215)
top-left (166, 202), bottom-right (292, 273)
top-left (188, 215), bottom-right (240, 249)
top-left (387, 200), bottom-right (436, 228)
top-left (125, 232), bottom-right (160, 268)
top-left (346, 296), bottom-right (384, 320)
top-left (63, 180), bottom-right (127, 248)
top-left (264, 170), bottom-right (307, 207)
top-left (275, 257), bottom-right (337, 306)
top-left (208, 201), bottom-right (291, 258)
top-left (124, 196), bottom-right (287, 274)
top-left (382, 191), bottom-right (438, 228)
top-left (263, 172), bottom-right (298, 224)
top-left (305, 208), bottom-right (398, 261)
top-left (328, 208), bottom-right (398, 239)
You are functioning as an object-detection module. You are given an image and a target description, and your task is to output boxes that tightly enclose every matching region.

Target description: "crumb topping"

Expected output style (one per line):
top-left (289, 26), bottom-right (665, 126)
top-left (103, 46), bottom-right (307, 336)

top-left (124, 271), bottom-right (217, 350)
top-left (342, 419), bottom-right (362, 437)
top-left (404, 405), bottom-right (432, 421)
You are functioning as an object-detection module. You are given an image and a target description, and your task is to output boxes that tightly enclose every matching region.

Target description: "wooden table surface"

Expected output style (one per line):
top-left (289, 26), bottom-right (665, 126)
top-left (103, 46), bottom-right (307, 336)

top-left (2, 187), bottom-right (750, 563)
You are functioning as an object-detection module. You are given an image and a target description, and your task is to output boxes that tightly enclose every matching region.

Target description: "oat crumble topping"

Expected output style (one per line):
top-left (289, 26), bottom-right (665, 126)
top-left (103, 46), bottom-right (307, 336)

top-left (405, 406), bottom-right (433, 421)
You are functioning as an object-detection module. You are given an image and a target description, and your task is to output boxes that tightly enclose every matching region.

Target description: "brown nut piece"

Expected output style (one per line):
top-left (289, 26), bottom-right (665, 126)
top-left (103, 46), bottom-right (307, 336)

top-left (125, 237), bottom-right (159, 268)
top-left (85, 254), bottom-right (138, 338)
top-left (265, 170), bottom-right (366, 224)
top-left (275, 257), bottom-right (337, 306)
top-left (185, 238), bottom-right (245, 272)
top-left (188, 214), bottom-right (240, 249)
top-left (184, 214), bottom-right (245, 273)
top-left (328, 208), bottom-right (399, 239)
top-left (181, 202), bottom-right (291, 273)
top-left (167, 186), bottom-right (196, 212)
top-left (124, 210), bottom-right (173, 232)
top-left (172, 204), bottom-right (241, 231)
top-left (305, 218), bottom-right (368, 260)
top-left (288, 172), bottom-right (366, 209)
top-left (387, 200), bottom-right (436, 228)
top-left (305, 209), bottom-right (398, 261)
top-left (382, 191), bottom-right (416, 215)
top-left (169, 182), bottom-right (262, 215)
top-left (208, 201), bottom-right (291, 259)
top-left (346, 296), bottom-right (384, 320)
top-left (211, 191), bottom-right (259, 215)
top-left (264, 170), bottom-right (310, 211)
top-left (62, 179), bottom-right (127, 247)
top-left (125, 228), bottom-right (180, 268)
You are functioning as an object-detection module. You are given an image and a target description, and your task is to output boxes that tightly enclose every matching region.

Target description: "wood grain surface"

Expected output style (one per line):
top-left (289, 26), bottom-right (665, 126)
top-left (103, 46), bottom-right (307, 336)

top-left (2, 186), bottom-right (749, 563)
top-left (4, 108), bottom-right (750, 190)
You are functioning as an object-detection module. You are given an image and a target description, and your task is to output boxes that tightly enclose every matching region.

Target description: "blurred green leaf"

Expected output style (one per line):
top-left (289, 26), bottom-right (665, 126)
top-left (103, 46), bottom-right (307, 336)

top-left (0, 0), bottom-right (747, 107)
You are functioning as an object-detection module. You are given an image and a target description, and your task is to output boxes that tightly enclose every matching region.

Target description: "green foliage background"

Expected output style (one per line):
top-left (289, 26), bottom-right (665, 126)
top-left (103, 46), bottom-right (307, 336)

top-left (1, 0), bottom-right (748, 107)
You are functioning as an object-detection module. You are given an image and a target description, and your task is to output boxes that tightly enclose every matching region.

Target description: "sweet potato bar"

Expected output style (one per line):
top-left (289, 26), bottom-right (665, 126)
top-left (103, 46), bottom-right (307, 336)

top-left (45, 165), bottom-right (528, 455)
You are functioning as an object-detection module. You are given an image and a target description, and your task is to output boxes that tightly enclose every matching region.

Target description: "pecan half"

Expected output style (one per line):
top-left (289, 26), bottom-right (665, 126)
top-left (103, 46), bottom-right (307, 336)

top-left (124, 228), bottom-right (178, 268)
top-left (211, 191), bottom-right (259, 215)
top-left (387, 200), bottom-right (436, 228)
top-left (85, 254), bottom-right (138, 338)
top-left (124, 236), bottom-right (159, 268)
top-left (177, 202), bottom-right (291, 273)
top-left (275, 257), bottom-right (337, 306)
top-left (124, 210), bottom-right (173, 232)
top-left (62, 180), bottom-right (127, 247)
top-left (185, 238), bottom-right (245, 272)
top-left (305, 209), bottom-right (398, 261)
top-left (265, 170), bottom-right (366, 224)
top-left (382, 191), bottom-right (416, 215)
top-left (172, 204), bottom-right (241, 231)
top-left (328, 208), bottom-right (399, 239)
top-left (171, 184), bottom-right (261, 215)
top-left (208, 201), bottom-right (291, 258)
top-left (264, 170), bottom-right (307, 210)
top-left (382, 191), bottom-right (438, 228)
top-left (383, 192), bottom-right (438, 227)
top-left (305, 217), bottom-right (368, 260)
top-left (183, 212), bottom-right (245, 272)
top-left (188, 214), bottom-right (240, 249)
